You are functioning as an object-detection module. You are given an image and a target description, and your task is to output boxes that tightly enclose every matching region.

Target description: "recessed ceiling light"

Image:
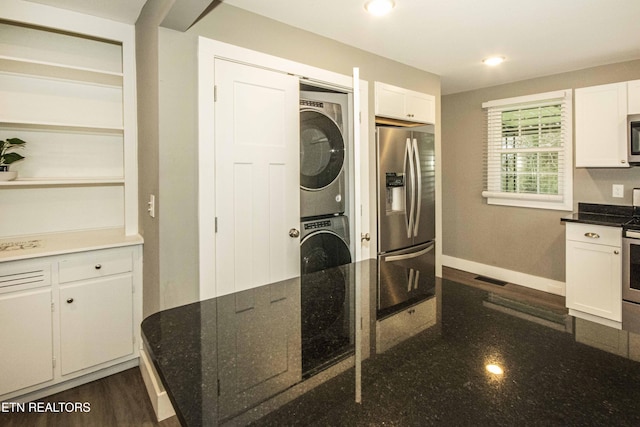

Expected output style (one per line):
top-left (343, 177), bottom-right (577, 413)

top-left (365, 0), bottom-right (395, 16)
top-left (483, 56), bottom-right (506, 66)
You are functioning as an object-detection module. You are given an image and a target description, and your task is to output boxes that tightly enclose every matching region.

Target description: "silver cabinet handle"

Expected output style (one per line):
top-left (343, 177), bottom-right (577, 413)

top-left (66, 298), bottom-right (74, 304)
top-left (95, 264), bottom-right (102, 270)
top-left (584, 232), bottom-right (600, 239)
top-left (289, 228), bottom-right (300, 238)
top-left (361, 233), bottom-right (370, 242)
top-left (614, 250), bottom-right (620, 255)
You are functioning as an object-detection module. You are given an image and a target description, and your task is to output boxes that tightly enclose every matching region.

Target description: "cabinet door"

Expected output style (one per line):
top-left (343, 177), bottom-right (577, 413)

top-left (575, 83), bottom-right (628, 167)
top-left (566, 240), bottom-right (621, 321)
top-left (59, 275), bottom-right (133, 375)
top-left (629, 80), bottom-right (640, 115)
top-left (406, 91), bottom-right (435, 124)
top-left (0, 288), bottom-right (53, 396)
top-left (214, 59), bottom-right (300, 296)
top-left (375, 82), bottom-right (406, 119)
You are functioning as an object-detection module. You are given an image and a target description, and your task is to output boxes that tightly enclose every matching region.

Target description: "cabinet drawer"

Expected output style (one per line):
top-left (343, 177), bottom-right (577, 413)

top-left (58, 248), bottom-right (132, 283)
top-left (566, 223), bottom-right (621, 247)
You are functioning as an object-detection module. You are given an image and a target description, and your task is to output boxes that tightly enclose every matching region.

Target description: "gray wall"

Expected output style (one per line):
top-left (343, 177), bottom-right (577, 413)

top-left (135, 0), bottom-right (172, 318)
top-left (149, 3), bottom-right (441, 310)
top-left (442, 60), bottom-right (640, 283)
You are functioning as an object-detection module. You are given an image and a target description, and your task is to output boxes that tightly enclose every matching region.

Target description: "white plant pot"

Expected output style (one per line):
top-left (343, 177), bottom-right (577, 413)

top-left (0, 171), bottom-right (17, 181)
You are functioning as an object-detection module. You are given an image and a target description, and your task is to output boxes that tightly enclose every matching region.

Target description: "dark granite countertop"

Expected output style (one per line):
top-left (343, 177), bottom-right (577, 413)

top-left (561, 202), bottom-right (633, 227)
top-left (142, 259), bottom-right (640, 426)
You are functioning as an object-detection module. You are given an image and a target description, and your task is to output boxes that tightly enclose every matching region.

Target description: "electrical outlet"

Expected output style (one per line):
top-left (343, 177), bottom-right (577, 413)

top-left (612, 184), bottom-right (624, 198)
top-left (147, 194), bottom-right (156, 218)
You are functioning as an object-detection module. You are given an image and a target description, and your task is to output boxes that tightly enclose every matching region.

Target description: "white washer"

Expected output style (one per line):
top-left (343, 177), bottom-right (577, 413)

top-left (300, 95), bottom-right (347, 219)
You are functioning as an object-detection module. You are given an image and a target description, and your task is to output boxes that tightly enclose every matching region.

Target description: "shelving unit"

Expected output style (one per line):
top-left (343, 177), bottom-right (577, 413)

top-left (0, 1), bottom-right (141, 402)
top-left (0, 19), bottom-right (136, 238)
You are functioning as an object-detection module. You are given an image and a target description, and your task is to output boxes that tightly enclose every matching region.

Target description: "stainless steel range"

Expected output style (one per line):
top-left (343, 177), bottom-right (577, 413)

top-left (622, 209), bottom-right (640, 333)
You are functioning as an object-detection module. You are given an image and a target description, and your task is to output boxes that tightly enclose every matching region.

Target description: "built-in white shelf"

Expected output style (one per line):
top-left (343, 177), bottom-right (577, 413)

top-left (0, 120), bottom-right (124, 135)
top-left (0, 178), bottom-right (124, 187)
top-left (0, 56), bottom-right (123, 87)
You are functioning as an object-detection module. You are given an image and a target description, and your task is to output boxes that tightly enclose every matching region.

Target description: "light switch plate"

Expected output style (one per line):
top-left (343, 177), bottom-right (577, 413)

top-left (148, 194), bottom-right (156, 217)
top-left (613, 184), bottom-right (624, 198)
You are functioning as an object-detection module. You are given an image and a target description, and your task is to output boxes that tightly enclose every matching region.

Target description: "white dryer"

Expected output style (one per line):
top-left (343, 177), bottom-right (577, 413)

top-left (300, 94), bottom-right (348, 219)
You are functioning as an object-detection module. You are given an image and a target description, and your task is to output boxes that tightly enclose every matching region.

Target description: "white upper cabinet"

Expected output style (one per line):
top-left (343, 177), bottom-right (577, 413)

top-left (575, 82), bottom-right (629, 168)
top-left (628, 80), bottom-right (640, 115)
top-left (375, 82), bottom-right (435, 124)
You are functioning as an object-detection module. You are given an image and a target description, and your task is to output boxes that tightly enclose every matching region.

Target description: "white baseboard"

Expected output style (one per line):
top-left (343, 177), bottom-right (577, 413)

top-left (139, 348), bottom-right (175, 422)
top-left (442, 255), bottom-right (565, 296)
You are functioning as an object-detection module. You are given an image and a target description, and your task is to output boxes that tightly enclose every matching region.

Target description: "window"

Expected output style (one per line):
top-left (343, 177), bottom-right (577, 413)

top-left (482, 90), bottom-right (572, 210)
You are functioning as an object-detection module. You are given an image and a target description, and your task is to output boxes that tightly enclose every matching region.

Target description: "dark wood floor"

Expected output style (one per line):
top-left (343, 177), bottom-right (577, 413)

top-left (0, 368), bottom-right (180, 427)
top-left (442, 266), bottom-right (567, 314)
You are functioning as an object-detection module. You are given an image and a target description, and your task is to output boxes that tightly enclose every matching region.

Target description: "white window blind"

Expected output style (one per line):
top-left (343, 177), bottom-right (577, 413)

top-left (482, 90), bottom-right (573, 211)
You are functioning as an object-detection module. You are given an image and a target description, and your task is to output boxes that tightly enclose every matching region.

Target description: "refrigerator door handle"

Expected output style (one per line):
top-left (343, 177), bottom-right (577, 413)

top-left (384, 244), bottom-right (434, 262)
top-left (406, 138), bottom-right (416, 239)
top-left (412, 138), bottom-right (422, 237)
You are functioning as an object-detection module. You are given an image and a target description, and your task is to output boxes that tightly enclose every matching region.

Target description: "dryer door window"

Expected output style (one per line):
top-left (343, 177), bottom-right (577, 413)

top-left (300, 110), bottom-right (345, 190)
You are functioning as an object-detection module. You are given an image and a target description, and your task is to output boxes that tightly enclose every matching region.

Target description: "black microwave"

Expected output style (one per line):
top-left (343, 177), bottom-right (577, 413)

top-left (630, 115), bottom-right (640, 165)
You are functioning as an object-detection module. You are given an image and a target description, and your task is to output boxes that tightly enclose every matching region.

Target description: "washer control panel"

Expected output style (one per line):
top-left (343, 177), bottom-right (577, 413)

top-left (304, 220), bottom-right (331, 230)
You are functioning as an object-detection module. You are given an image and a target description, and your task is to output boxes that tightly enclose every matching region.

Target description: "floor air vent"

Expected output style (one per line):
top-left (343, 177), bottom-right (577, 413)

top-left (474, 275), bottom-right (507, 286)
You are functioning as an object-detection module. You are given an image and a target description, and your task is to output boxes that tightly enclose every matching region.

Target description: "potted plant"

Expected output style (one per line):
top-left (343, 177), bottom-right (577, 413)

top-left (0, 137), bottom-right (26, 181)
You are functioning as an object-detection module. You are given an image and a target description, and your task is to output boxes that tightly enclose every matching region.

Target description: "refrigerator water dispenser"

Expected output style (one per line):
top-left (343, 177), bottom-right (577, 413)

top-left (385, 172), bottom-right (405, 213)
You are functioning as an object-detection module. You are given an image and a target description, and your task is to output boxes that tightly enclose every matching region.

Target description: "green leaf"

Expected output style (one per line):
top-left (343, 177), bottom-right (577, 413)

top-left (6, 138), bottom-right (26, 146)
top-left (3, 152), bottom-right (25, 164)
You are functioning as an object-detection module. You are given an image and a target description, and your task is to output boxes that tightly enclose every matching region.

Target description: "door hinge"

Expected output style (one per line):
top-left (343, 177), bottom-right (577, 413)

top-left (217, 379), bottom-right (221, 396)
top-left (359, 111), bottom-right (362, 124)
top-left (51, 301), bottom-right (55, 312)
top-left (215, 217), bottom-right (218, 233)
top-left (214, 85), bottom-right (217, 102)
top-left (53, 357), bottom-right (56, 368)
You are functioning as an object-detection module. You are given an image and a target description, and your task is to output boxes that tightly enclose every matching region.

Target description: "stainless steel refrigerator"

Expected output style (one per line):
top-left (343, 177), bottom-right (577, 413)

top-left (376, 126), bottom-right (436, 318)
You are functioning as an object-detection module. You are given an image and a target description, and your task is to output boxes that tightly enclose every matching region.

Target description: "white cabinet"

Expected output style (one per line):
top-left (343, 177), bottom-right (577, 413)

top-left (0, 262), bottom-right (53, 396)
top-left (375, 82), bottom-right (435, 124)
top-left (565, 223), bottom-right (622, 327)
top-left (0, 244), bottom-right (142, 401)
top-left (628, 80), bottom-right (640, 115)
top-left (59, 248), bottom-right (135, 376)
top-left (575, 82), bottom-right (629, 168)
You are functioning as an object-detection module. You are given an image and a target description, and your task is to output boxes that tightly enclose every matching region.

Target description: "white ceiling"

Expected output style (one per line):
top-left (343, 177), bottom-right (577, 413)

top-left (25, 0), bottom-right (147, 24)
top-left (22, 0), bottom-right (640, 95)
top-left (223, 0), bottom-right (640, 95)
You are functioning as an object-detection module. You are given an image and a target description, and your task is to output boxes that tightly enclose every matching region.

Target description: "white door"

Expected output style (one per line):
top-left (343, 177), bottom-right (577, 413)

top-left (215, 59), bottom-right (300, 296)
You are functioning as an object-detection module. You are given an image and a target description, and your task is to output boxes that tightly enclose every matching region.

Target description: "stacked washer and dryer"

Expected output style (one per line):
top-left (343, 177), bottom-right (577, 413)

top-left (299, 90), bottom-right (354, 376)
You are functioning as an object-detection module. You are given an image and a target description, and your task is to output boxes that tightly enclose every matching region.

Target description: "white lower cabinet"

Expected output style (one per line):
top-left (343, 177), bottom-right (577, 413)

top-left (60, 275), bottom-right (133, 376)
top-left (0, 244), bottom-right (141, 401)
top-left (0, 287), bottom-right (53, 396)
top-left (565, 223), bottom-right (622, 327)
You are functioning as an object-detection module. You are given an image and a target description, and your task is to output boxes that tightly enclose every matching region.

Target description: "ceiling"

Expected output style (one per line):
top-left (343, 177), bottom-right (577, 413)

top-left (25, 0), bottom-right (147, 24)
top-left (222, 0), bottom-right (640, 95)
top-left (22, 0), bottom-right (640, 94)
